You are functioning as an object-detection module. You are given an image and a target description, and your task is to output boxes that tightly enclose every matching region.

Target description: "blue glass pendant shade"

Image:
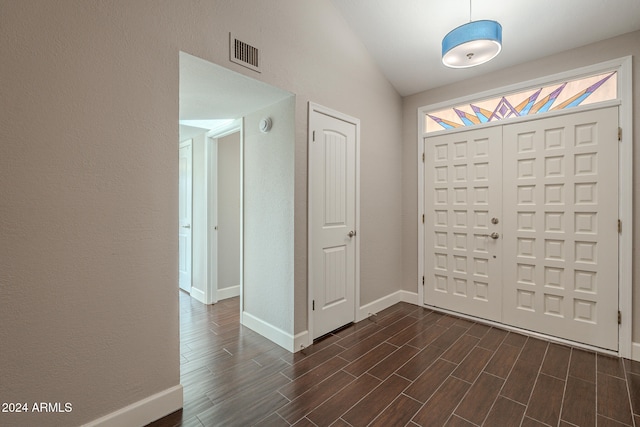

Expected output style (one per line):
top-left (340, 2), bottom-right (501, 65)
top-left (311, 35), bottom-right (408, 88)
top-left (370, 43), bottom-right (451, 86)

top-left (442, 20), bottom-right (502, 68)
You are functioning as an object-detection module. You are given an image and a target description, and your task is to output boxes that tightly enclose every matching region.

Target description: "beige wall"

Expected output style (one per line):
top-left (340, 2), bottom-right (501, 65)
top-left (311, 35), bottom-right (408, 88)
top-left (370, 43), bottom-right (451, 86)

top-left (217, 132), bottom-right (241, 294)
top-left (401, 31), bottom-right (640, 338)
top-left (0, 1), bottom-right (402, 425)
top-left (244, 98), bottom-right (296, 332)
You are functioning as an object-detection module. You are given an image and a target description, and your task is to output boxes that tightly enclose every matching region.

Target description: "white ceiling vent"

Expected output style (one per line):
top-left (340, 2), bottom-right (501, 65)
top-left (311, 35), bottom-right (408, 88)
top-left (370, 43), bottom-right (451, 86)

top-left (229, 33), bottom-right (260, 73)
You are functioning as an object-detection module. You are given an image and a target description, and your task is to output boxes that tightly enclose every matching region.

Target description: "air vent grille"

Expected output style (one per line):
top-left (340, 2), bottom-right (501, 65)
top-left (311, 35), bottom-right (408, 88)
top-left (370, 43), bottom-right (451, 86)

top-left (229, 33), bottom-right (260, 72)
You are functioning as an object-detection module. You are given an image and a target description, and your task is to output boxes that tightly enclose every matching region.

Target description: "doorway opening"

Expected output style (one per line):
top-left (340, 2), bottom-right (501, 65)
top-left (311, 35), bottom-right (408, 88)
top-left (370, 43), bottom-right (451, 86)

top-left (178, 51), bottom-right (295, 350)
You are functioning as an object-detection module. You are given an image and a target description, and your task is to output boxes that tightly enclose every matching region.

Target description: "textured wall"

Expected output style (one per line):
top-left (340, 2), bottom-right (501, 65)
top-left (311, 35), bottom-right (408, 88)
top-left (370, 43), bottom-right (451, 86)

top-left (244, 98), bottom-right (296, 334)
top-left (0, 2), bottom-right (181, 426)
top-left (0, 1), bottom-right (402, 425)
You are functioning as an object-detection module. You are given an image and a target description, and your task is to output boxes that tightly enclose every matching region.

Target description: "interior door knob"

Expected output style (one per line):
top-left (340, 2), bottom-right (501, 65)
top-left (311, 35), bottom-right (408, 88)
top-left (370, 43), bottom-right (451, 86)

top-left (347, 230), bottom-right (357, 238)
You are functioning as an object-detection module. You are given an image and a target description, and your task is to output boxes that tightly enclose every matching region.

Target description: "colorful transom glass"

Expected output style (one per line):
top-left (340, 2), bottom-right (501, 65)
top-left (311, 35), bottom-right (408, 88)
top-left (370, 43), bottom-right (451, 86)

top-left (425, 71), bottom-right (617, 133)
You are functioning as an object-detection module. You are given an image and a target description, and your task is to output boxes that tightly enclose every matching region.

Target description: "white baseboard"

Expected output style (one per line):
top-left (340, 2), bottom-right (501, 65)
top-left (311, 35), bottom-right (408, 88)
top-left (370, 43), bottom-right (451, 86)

top-left (217, 285), bottom-right (240, 301)
top-left (356, 290), bottom-right (419, 322)
top-left (293, 330), bottom-right (310, 353)
top-left (242, 311), bottom-right (306, 353)
top-left (82, 384), bottom-right (183, 427)
top-left (399, 290), bottom-right (420, 305)
top-left (631, 342), bottom-right (640, 362)
top-left (189, 287), bottom-right (207, 304)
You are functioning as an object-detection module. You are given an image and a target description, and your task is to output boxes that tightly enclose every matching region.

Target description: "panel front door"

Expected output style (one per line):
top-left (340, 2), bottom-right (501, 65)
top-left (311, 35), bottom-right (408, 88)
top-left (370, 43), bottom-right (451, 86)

top-left (502, 107), bottom-right (619, 350)
top-left (424, 107), bottom-right (619, 351)
top-left (424, 126), bottom-right (503, 321)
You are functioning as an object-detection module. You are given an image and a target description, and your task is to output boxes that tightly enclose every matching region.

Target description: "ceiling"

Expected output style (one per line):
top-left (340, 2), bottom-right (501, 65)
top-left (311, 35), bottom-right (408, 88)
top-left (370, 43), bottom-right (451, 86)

top-left (330, 0), bottom-right (640, 96)
top-left (179, 52), bottom-right (292, 140)
top-left (179, 2), bottom-right (640, 136)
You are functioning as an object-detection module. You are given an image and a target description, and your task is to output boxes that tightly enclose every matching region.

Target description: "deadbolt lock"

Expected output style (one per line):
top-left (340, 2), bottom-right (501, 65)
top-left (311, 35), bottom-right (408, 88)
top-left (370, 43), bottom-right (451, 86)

top-left (491, 217), bottom-right (499, 224)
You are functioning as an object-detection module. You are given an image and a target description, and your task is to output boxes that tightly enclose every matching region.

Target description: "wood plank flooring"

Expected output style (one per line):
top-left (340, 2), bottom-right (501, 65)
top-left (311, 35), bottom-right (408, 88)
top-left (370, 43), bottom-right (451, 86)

top-left (148, 292), bottom-right (640, 427)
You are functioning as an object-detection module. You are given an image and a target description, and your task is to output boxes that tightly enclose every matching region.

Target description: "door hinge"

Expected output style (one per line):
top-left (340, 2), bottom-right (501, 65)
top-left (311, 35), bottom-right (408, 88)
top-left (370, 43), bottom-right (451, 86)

top-left (422, 152), bottom-right (425, 162)
top-left (422, 276), bottom-right (425, 286)
top-left (618, 310), bottom-right (622, 325)
top-left (312, 130), bottom-right (316, 142)
top-left (422, 214), bottom-right (425, 224)
top-left (312, 300), bottom-right (315, 311)
top-left (618, 127), bottom-right (622, 141)
top-left (618, 219), bottom-right (622, 233)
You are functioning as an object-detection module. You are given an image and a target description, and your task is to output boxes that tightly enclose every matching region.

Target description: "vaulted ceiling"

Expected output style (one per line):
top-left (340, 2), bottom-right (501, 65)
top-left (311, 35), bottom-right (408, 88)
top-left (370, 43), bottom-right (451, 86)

top-left (179, 1), bottom-right (640, 137)
top-left (331, 0), bottom-right (640, 96)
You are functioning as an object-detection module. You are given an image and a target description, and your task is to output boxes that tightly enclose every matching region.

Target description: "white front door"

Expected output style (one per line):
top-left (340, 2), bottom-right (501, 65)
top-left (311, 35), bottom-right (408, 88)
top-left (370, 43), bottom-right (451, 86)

top-left (179, 140), bottom-right (193, 293)
top-left (424, 107), bottom-right (619, 351)
top-left (309, 105), bottom-right (359, 339)
top-left (502, 107), bottom-right (619, 350)
top-left (424, 126), bottom-right (503, 321)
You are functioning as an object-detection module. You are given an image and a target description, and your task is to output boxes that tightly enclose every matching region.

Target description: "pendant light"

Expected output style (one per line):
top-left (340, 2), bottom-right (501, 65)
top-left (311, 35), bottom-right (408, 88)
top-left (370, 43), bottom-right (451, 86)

top-left (442, 0), bottom-right (502, 68)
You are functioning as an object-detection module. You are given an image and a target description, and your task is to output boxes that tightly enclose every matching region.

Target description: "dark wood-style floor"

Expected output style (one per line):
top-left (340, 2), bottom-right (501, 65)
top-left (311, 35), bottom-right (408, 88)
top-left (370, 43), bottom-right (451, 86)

top-left (148, 291), bottom-right (640, 427)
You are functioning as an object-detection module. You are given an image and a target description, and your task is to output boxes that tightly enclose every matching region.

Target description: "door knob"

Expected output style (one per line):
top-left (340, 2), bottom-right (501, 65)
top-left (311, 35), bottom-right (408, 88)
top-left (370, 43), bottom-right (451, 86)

top-left (347, 230), bottom-right (357, 238)
top-left (480, 232), bottom-right (499, 239)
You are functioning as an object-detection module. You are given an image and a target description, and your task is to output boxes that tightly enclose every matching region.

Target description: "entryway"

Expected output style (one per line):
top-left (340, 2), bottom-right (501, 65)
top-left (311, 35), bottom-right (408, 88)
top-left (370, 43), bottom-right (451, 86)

top-left (154, 291), bottom-right (639, 426)
top-left (423, 106), bottom-right (619, 351)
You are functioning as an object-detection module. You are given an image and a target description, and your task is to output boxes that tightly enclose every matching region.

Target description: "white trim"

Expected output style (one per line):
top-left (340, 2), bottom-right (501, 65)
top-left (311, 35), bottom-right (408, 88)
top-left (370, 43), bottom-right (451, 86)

top-left (201, 119), bottom-right (243, 307)
top-left (617, 56), bottom-right (633, 359)
top-left (239, 120), bottom-right (245, 323)
top-left (204, 133), bottom-right (218, 305)
top-left (179, 139), bottom-right (193, 296)
top-left (399, 290), bottom-right (420, 305)
top-left (242, 311), bottom-right (307, 353)
top-left (82, 385), bottom-right (183, 427)
top-left (417, 110), bottom-right (425, 309)
top-left (217, 285), bottom-right (240, 300)
top-left (417, 56), bottom-right (633, 358)
top-left (294, 330), bottom-right (310, 353)
top-left (189, 287), bottom-right (206, 304)
top-left (307, 102), bottom-right (361, 347)
top-left (357, 291), bottom-right (420, 322)
top-left (631, 342), bottom-right (640, 362)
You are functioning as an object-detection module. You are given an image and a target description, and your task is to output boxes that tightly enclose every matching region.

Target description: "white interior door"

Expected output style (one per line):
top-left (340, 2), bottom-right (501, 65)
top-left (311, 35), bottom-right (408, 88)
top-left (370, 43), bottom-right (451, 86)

top-left (502, 107), bottom-right (619, 350)
top-left (424, 127), bottom-right (503, 321)
top-left (179, 140), bottom-right (193, 293)
top-left (309, 105), bottom-right (358, 339)
top-left (423, 106), bottom-right (619, 351)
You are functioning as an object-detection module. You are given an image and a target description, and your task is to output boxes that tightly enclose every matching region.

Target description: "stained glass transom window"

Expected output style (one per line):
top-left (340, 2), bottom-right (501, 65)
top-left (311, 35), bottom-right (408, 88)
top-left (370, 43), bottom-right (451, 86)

top-left (425, 71), bottom-right (617, 133)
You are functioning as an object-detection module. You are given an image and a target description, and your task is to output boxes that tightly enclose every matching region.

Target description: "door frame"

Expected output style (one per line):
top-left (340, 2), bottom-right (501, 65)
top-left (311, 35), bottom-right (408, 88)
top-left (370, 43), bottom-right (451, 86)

top-left (194, 120), bottom-right (243, 311)
top-left (307, 102), bottom-right (360, 345)
top-left (179, 139), bottom-right (193, 294)
top-left (417, 57), bottom-right (633, 358)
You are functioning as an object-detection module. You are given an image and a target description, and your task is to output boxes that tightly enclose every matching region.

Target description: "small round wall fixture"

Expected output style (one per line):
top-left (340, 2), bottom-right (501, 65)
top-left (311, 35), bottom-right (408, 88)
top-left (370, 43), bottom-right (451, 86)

top-left (259, 117), bottom-right (272, 133)
top-left (442, 20), bottom-right (502, 68)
